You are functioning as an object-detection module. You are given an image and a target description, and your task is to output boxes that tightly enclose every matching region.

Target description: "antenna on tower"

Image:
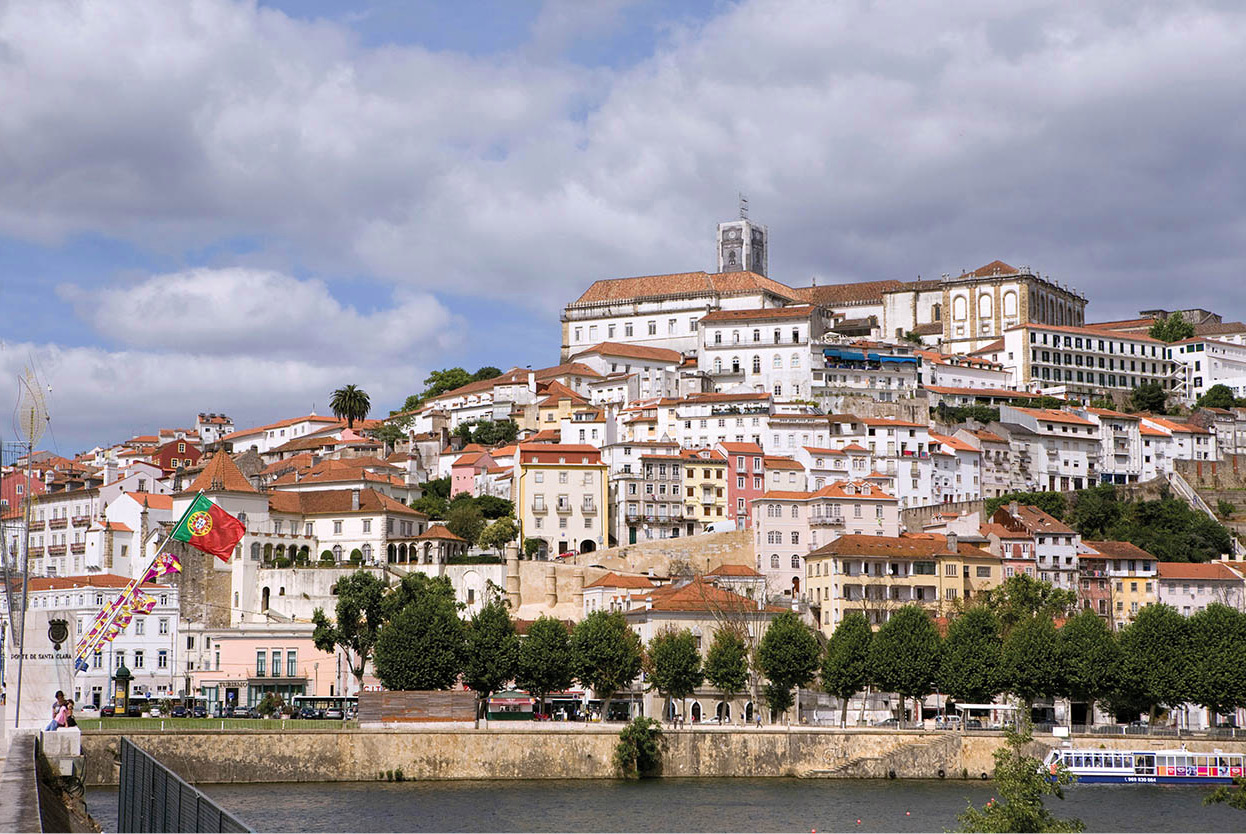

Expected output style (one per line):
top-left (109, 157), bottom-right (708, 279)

top-left (738, 193), bottom-right (749, 220)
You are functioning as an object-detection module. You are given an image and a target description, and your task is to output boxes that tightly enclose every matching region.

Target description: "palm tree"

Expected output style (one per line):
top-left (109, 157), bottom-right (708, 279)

top-left (330, 384), bottom-right (371, 428)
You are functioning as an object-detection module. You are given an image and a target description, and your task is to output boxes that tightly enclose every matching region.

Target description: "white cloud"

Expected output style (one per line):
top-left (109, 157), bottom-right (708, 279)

top-left (58, 268), bottom-right (459, 360)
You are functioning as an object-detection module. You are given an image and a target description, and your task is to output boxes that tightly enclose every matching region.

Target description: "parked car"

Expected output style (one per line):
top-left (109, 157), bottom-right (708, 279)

top-left (935, 715), bottom-right (961, 729)
top-left (126, 699), bottom-right (148, 718)
top-left (192, 705), bottom-right (207, 719)
top-left (964, 719), bottom-right (984, 730)
top-left (101, 704), bottom-right (116, 717)
top-left (171, 705), bottom-right (187, 718)
top-left (78, 703), bottom-right (99, 717)
top-left (299, 706), bottom-right (321, 719)
top-left (873, 717), bottom-right (900, 728)
top-left (324, 707), bottom-right (345, 720)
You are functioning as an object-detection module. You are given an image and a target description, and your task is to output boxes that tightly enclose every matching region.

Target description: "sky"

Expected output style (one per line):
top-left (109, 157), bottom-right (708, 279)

top-left (1, 0), bottom-right (1244, 454)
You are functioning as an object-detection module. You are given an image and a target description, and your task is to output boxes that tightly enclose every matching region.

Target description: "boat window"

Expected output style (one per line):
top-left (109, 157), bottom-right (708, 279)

top-left (1123, 755), bottom-right (1134, 768)
top-left (1073, 755), bottom-right (1083, 768)
top-left (1093, 754), bottom-right (1103, 768)
top-left (1197, 756), bottom-right (1209, 770)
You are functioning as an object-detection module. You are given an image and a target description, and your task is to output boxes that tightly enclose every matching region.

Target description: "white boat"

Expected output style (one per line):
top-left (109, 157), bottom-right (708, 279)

top-left (1044, 747), bottom-right (1245, 785)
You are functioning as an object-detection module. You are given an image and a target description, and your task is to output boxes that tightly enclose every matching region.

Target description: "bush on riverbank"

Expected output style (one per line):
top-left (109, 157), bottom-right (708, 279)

top-left (614, 717), bottom-right (664, 778)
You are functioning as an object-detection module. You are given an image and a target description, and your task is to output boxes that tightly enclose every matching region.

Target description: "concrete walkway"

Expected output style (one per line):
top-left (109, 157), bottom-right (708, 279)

top-left (0, 733), bottom-right (44, 833)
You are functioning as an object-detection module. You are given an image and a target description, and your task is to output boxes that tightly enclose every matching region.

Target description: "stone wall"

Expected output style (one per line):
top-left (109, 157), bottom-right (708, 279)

top-left (577, 530), bottom-right (753, 576)
top-left (901, 499), bottom-right (985, 532)
top-left (81, 727), bottom-right (1246, 786)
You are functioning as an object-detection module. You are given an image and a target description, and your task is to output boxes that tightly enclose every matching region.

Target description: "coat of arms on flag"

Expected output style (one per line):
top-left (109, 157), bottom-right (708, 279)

top-left (171, 494), bottom-right (245, 562)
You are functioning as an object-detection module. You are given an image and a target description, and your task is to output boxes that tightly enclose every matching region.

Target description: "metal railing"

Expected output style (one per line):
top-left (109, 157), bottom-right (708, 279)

top-left (119, 737), bottom-right (251, 833)
top-left (1169, 470), bottom-right (1245, 557)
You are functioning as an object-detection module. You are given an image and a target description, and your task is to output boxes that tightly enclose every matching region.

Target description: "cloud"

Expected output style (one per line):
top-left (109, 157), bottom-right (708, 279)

top-left (58, 268), bottom-right (458, 360)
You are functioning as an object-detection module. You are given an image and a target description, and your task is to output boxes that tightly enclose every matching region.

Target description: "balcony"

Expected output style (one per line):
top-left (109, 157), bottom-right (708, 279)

top-left (555, 502), bottom-right (573, 514)
top-left (47, 544), bottom-right (66, 556)
top-left (531, 501), bottom-right (548, 514)
top-left (28, 547), bottom-right (43, 558)
top-left (811, 515), bottom-right (846, 527)
top-left (581, 501), bottom-right (598, 514)
top-left (71, 516), bottom-right (90, 527)
top-left (70, 542), bottom-right (86, 555)
top-left (49, 518), bottom-right (67, 530)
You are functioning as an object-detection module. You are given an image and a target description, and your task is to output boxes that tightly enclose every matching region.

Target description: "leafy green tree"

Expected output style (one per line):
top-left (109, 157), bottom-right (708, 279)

top-left (958, 721), bottom-right (1083, 833)
top-left (329, 384), bottom-right (371, 428)
top-left (1089, 397), bottom-right (1117, 410)
top-left (462, 600), bottom-right (520, 718)
top-left (256, 693), bottom-right (285, 717)
top-left (1188, 604), bottom-right (1246, 720)
top-left (1149, 312), bottom-right (1195, 343)
top-left (422, 477), bottom-right (452, 499)
top-left (1115, 493), bottom-right (1233, 563)
top-left (312, 571), bottom-right (388, 688)
top-left (1000, 616), bottom-right (1062, 711)
top-left (473, 366), bottom-right (502, 382)
top-left (410, 494), bottom-right (447, 519)
top-left (423, 368), bottom-right (475, 399)
top-left (370, 421), bottom-right (406, 452)
top-left (1129, 381), bottom-right (1168, 414)
top-left (445, 501), bottom-right (486, 544)
top-left (516, 616), bottom-right (574, 714)
top-left (1196, 384), bottom-right (1239, 410)
top-left (868, 605), bottom-right (941, 723)
top-left (1217, 499), bottom-right (1236, 520)
top-left (1206, 778), bottom-right (1246, 811)
top-left (475, 495), bottom-right (515, 519)
top-left (1058, 610), bottom-right (1118, 725)
top-left (1114, 603), bottom-right (1193, 722)
top-left (645, 628), bottom-right (704, 720)
top-left (985, 491), bottom-right (1067, 520)
top-left (977, 574), bottom-right (1076, 636)
top-left (704, 628), bottom-right (749, 714)
top-left (940, 607), bottom-right (1003, 705)
top-left (821, 612), bottom-right (873, 726)
top-left (571, 610), bottom-right (643, 720)
top-left (614, 717), bottom-right (664, 778)
top-left (478, 516), bottom-right (518, 553)
top-left (1068, 485), bottom-right (1124, 539)
top-left (756, 611), bottom-right (821, 720)
top-left (523, 537), bottom-right (543, 559)
top-left (373, 576), bottom-right (465, 691)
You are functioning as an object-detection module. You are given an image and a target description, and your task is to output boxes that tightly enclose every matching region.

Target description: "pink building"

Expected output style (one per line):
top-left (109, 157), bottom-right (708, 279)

top-left (450, 448), bottom-right (496, 497)
top-left (716, 441), bottom-right (765, 529)
top-left (1, 470), bottom-right (45, 513)
top-left (190, 624), bottom-right (343, 710)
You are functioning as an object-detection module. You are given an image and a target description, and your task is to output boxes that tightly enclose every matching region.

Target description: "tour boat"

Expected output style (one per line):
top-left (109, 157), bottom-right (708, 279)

top-left (1044, 747), bottom-right (1245, 785)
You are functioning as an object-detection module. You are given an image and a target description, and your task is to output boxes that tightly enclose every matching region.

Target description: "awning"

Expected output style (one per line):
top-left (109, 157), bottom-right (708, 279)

top-left (823, 349), bottom-right (866, 361)
top-left (866, 352), bottom-right (918, 364)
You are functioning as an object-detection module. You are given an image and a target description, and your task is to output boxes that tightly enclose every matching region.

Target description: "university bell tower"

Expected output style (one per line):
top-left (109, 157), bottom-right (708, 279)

top-left (716, 196), bottom-right (768, 276)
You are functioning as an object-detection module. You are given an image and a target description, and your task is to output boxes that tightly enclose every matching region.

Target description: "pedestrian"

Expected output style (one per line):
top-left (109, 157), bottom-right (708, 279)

top-left (65, 700), bottom-right (77, 728)
top-left (45, 699), bottom-right (69, 732)
top-left (51, 690), bottom-right (66, 720)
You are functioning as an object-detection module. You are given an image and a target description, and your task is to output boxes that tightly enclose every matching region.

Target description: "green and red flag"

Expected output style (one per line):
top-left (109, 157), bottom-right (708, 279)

top-left (171, 494), bottom-right (245, 562)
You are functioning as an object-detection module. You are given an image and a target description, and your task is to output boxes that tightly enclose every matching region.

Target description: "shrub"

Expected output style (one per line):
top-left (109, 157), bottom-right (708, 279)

top-left (274, 556), bottom-right (292, 568)
top-left (320, 550), bottom-right (335, 563)
top-left (614, 716), bottom-right (665, 778)
top-left (1217, 500), bottom-right (1235, 520)
top-left (350, 548), bottom-right (364, 564)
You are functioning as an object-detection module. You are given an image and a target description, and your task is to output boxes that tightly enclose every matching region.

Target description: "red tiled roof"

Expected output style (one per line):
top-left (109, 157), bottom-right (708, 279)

top-left (570, 271), bottom-right (798, 306)
top-left (105, 521), bottom-right (133, 532)
top-left (184, 450), bottom-right (257, 494)
top-left (925, 385), bottom-right (1044, 399)
top-left (632, 577), bottom-right (784, 614)
top-left (1008, 322), bottom-right (1163, 344)
top-left (706, 564), bottom-right (763, 577)
top-left (221, 414), bottom-right (342, 442)
top-left (518, 444), bottom-right (603, 465)
top-left (570, 342), bottom-right (682, 364)
top-left (585, 572), bottom-right (656, 589)
top-left (123, 492), bottom-right (173, 510)
top-left (416, 524), bottom-right (465, 542)
top-left (534, 362), bottom-right (603, 380)
top-left (789, 279), bottom-right (904, 307)
top-left (718, 442), bottom-right (765, 454)
top-left (1083, 540), bottom-right (1158, 560)
top-left (25, 574), bottom-right (163, 592)
top-left (957, 260), bottom-right (1020, 279)
top-left (1156, 562), bottom-right (1242, 581)
top-left (1011, 407), bottom-right (1095, 426)
top-left (764, 456), bottom-right (804, 470)
top-left (811, 533), bottom-right (995, 560)
top-left (267, 488), bottom-right (425, 517)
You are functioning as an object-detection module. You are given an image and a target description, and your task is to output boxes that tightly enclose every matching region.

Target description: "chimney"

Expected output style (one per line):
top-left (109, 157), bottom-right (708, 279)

top-left (351, 489), bottom-right (360, 511)
top-left (1009, 501), bottom-right (1019, 516)
top-left (947, 532), bottom-right (958, 553)
top-left (104, 460), bottom-right (118, 486)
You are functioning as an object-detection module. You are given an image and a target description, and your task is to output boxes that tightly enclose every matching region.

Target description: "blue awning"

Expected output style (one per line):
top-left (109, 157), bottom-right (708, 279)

top-left (823, 349), bottom-right (866, 361)
top-left (866, 353), bottom-right (918, 364)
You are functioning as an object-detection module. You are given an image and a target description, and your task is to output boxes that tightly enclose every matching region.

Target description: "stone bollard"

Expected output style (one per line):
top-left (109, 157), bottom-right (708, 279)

top-left (544, 564), bottom-right (557, 608)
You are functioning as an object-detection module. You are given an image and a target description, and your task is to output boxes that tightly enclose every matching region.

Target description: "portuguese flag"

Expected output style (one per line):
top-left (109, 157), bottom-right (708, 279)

top-left (172, 494), bottom-right (245, 562)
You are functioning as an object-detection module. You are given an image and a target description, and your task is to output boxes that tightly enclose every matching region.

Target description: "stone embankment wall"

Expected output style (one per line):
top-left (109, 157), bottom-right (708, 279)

top-left (577, 530), bottom-right (752, 576)
top-left (80, 727), bottom-right (1246, 786)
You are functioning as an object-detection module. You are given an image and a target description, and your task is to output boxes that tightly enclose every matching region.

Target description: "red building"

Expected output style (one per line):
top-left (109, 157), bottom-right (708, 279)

top-left (0, 471), bottom-right (46, 513)
top-left (154, 438), bottom-right (203, 475)
top-left (715, 441), bottom-right (765, 529)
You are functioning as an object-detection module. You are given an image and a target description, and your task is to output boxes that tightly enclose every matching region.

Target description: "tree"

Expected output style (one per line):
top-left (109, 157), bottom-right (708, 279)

top-left (1114, 603), bottom-right (1192, 722)
top-left (370, 421), bottom-right (406, 452)
top-left (523, 537), bottom-right (542, 559)
top-left (1058, 610), bottom-right (1118, 725)
top-left (478, 516), bottom-right (518, 553)
top-left (410, 494), bottom-right (447, 519)
top-left (422, 477), bottom-right (452, 499)
top-left (821, 612), bottom-right (873, 727)
top-left (311, 571), bottom-right (387, 687)
top-left (473, 366), bottom-right (502, 382)
top-left (1068, 485), bottom-right (1124, 539)
top-left (704, 628), bottom-right (749, 716)
top-left (329, 384), bottom-right (371, 428)
top-left (868, 605), bottom-right (941, 723)
top-left (977, 574), bottom-right (1076, 636)
top-left (462, 600), bottom-right (520, 718)
top-left (614, 717), bottom-right (664, 778)
top-left (1129, 381), bottom-right (1168, 414)
top-left (571, 610), bottom-right (643, 720)
top-left (1197, 384), bottom-right (1239, 411)
top-left (756, 611), bottom-right (820, 720)
top-left (422, 368), bottom-right (475, 399)
top-left (445, 501), bottom-right (486, 544)
top-left (1089, 397), bottom-right (1117, 410)
top-left (999, 616), bottom-right (1061, 712)
top-left (957, 721), bottom-right (1083, 833)
top-left (1206, 778), bottom-right (1246, 811)
top-left (256, 692), bottom-right (285, 717)
top-left (645, 628), bottom-right (704, 720)
top-left (373, 577), bottom-right (465, 691)
top-left (1149, 312), bottom-right (1194, 343)
top-left (475, 495), bottom-right (515, 519)
top-left (939, 607), bottom-right (1003, 706)
top-left (516, 616), bottom-right (573, 714)
top-left (1188, 604), bottom-right (1246, 720)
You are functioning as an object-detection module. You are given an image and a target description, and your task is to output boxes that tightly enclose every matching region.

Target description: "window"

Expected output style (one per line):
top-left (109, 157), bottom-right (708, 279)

top-left (287, 650), bottom-right (298, 677)
top-left (158, 618), bottom-right (169, 635)
top-left (362, 519), bottom-right (371, 534)
top-left (333, 520), bottom-right (342, 534)
top-left (647, 321), bottom-right (657, 336)
top-left (791, 531), bottom-right (800, 544)
top-left (945, 563), bottom-right (957, 576)
top-left (135, 619), bottom-right (145, 636)
top-left (256, 650), bottom-right (266, 676)
top-left (770, 554), bottom-right (780, 568)
top-left (134, 650), bottom-right (145, 669)
top-left (157, 650), bottom-right (168, 669)
top-left (790, 555), bottom-right (800, 569)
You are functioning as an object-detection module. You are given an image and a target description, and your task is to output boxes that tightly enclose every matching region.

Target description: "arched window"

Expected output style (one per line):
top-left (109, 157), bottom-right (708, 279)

top-left (250, 542), bottom-right (261, 562)
top-left (332, 545), bottom-right (343, 561)
top-left (732, 330), bottom-right (740, 344)
top-left (791, 531), bottom-right (800, 544)
top-left (953, 295), bottom-right (967, 321)
top-left (773, 354), bottom-right (782, 368)
top-left (790, 554), bottom-right (801, 569)
top-left (770, 554), bottom-right (780, 569)
top-left (361, 544), bottom-right (372, 562)
top-left (1003, 291), bottom-right (1017, 317)
top-left (714, 357), bottom-right (722, 373)
top-left (979, 293), bottom-right (992, 318)
top-left (752, 356), bottom-right (761, 373)
top-left (732, 356), bottom-right (741, 373)
top-left (791, 506), bottom-right (799, 518)
top-left (790, 353), bottom-right (800, 368)
top-left (752, 329), bottom-right (760, 343)
top-left (932, 303), bottom-right (941, 322)
top-left (236, 512), bottom-right (247, 527)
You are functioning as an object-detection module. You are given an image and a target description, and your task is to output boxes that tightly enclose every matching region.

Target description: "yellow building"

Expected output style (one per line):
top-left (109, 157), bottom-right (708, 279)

top-left (536, 381), bottom-right (592, 428)
top-left (515, 444), bottom-right (608, 560)
top-left (805, 533), bottom-right (1003, 634)
top-left (680, 448), bottom-right (728, 533)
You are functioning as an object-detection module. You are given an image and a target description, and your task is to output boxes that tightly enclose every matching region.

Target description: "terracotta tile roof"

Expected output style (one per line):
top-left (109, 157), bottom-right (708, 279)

top-left (453, 452), bottom-right (489, 467)
top-left (910, 322), bottom-right (944, 336)
top-left (803, 446), bottom-right (846, 456)
top-left (1083, 407), bottom-right (1139, 420)
top-left (764, 456), bottom-right (804, 470)
top-left (841, 443), bottom-right (869, 452)
top-left (967, 429), bottom-right (1007, 444)
top-left (185, 450), bottom-right (257, 494)
top-left (416, 524), bottom-right (465, 542)
top-left (1156, 562), bottom-right (1242, 581)
top-left (970, 339), bottom-right (1005, 355)
top-left (585, 572), bottom-right (656, 589)
top-left (570, 271), bottom-right (797, 306)
top-left (789, 279), bottom-right (904, 307)
top-left (981, 522), bottom-right (1031, 540)
top-left (706, 564), bottom-right (763, 577)
top-left (811, 533), bottom-right (996, 560)
top-left (269, 435), bottom-right (338, 454)
top-left (1194, 321), bottom-right (1246, 337)
top-left (25, 574), bottom-right (164, 592)
top-left (570, 342), bottom-right (683, 364)
top-left (1085, 317), bottom-right (1157, 331)
top-left (929, 432), bottom-right (979, 453)
top-left (996, 504), bottom-right (1075, 535)
top-left (679, 449), bottom-right (726, 462)
top-left (1011, 407), bottom-right (1095, 426)
top-left (698, 305), bottom-right (819, 324)
top-left (1142, 416), bottom-right (1210, 435)
top-left (1083, 540), bottom-right (1158, 560)
top-left (1008, 322), bottom-right (1163, 344)
top-left (525, 430), bottom-right (563, 443)
top-left (123, 492), bottom-right (174, 510)
top-left (518, 444), bottom-right (603, 465)
top-left (261, 452), bottom-right (315, 476)
top-left (631, 577), bottom-right (784, 614)
top-left (813, 480), bottom-right (894, 500)
top-left (535, 362), bottom-right (603, 380)
top-left (957, 260), bottom-right (1020, 279)
top-left (221, 414), bottom-right (342, 442)
top-left (105, 521), bottom-right (133, 532)
top-left (269, 457), bottom-right (401, 487)
top-left (267, 488), bottom-right (425, 517)
top-left (718, 441), bottom-right (765, 454)
top-left (1139, 424), bottom-right (1169, 437)
top-left (681, 391), bottom-right (771, 404)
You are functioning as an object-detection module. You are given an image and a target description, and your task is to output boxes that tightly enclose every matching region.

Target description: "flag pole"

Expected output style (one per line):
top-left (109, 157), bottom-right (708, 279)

top-left (73, 491), bottom-right (205, 672)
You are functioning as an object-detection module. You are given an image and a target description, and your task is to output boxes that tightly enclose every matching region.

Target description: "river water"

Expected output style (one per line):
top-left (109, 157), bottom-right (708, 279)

top-left (85, 778), bottom-right (1246, 832)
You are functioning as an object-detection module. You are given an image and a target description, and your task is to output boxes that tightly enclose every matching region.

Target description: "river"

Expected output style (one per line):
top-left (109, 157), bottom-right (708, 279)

top-left (85, 778), bottom-right (1245, 832)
